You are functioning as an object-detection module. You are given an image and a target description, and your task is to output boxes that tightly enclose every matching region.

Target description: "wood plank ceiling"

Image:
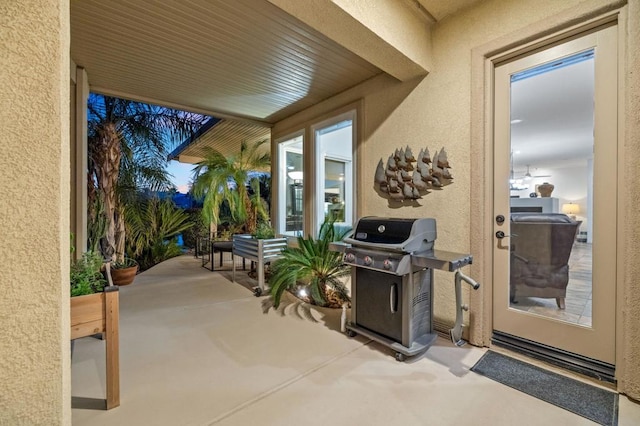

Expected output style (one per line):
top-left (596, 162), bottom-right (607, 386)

top-left (71, 0), bottom-right (480, 161)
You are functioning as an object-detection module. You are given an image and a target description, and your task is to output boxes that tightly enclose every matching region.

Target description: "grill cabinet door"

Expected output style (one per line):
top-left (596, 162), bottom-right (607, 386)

top-left (355, 268), bottom-right (403, 342)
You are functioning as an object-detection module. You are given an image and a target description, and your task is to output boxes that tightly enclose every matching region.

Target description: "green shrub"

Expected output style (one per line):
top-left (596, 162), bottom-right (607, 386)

top-left (252, 221), bottom-right (275, 239)
top-left (71, 251), bottom-right (106, 297)
top-left (181, 208), bottom-right (208, 248)
top-left (125, 198), bottom-right (193, 270)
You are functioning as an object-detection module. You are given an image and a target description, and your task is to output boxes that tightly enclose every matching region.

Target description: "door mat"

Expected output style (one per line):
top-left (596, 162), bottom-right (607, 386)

top-left (471, 351), bottom-right (618, 426)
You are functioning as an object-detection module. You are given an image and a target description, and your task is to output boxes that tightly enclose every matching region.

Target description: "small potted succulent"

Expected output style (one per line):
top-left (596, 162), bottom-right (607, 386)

top-left (109, 257), bottom-right (139, 286)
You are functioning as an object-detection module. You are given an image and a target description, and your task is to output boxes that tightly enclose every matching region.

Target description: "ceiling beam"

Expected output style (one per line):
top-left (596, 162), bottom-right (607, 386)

top-left (268, 0), bottom-right (432, 81)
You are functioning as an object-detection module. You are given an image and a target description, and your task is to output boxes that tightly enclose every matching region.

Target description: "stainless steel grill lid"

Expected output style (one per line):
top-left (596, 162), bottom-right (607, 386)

top-left (343, 216), bottom-right (437, 253)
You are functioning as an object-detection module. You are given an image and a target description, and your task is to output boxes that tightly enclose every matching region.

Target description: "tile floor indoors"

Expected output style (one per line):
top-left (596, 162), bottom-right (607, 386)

top-left (71, 255), bottom-right (640, 426)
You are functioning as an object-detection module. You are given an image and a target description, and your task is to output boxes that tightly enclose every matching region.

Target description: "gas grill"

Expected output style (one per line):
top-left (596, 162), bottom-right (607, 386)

top-left (341, 217), bottom-right (479, 361)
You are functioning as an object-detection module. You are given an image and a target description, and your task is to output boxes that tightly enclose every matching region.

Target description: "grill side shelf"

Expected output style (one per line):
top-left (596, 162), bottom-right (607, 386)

top-left (411, 250), bottom-right (473, 272)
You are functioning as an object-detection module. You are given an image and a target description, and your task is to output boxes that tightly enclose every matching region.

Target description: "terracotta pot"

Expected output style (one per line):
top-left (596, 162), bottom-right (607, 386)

top-left (538, 182), bottom-right (555, 197)
top-left (110, 265), bottom-right (138, 286)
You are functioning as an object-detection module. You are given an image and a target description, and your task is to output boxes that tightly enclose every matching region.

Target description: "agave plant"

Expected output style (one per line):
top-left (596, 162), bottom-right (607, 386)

top-left (268, 220), bottom-right (351, 309)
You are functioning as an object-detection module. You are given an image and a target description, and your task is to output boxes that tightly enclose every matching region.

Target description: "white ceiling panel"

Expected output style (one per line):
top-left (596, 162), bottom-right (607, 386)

top-left (172, 119), bottom-right (271, 164)
top-left (71, 0), bottom-right (382, 124)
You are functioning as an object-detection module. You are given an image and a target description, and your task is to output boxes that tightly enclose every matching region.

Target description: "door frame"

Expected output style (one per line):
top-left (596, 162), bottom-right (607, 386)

top-left (468, 7), bottom-right (627, 375)
top-left (492, 27), bottom-right (617, 364)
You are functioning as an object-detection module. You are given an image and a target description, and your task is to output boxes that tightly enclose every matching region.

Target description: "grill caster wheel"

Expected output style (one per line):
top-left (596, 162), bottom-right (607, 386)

top-left (253, 287), bottom-right (262, 297)
top-left (346, 329), bottom-right (357, 338)
top-left (395, 352), bottom-right (406, 362)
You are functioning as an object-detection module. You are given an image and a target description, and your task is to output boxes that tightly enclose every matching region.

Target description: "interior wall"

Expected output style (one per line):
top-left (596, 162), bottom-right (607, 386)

top-left (274, 0), bottom-right (609, 334)
top-left (0, 0), bottom-right (70, 424)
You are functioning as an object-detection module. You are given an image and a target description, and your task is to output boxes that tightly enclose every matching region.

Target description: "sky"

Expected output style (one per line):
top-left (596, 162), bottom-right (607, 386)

top-left (167, 160), bottom-right (195, 193)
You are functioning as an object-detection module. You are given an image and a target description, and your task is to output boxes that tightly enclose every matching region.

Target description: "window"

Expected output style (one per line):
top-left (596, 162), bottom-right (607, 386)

top-left (275, 108), bottom-right (357, 237)
top-left (277, 134), bottom-right (304, 236)
top-left (313, 114), bottom-right (354, 235)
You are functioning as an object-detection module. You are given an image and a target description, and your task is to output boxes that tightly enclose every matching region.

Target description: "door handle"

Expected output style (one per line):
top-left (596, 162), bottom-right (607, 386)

top-left (496, 231), bottom-right (518, 239)
top-left (390, 283), bottom-right (397, 314)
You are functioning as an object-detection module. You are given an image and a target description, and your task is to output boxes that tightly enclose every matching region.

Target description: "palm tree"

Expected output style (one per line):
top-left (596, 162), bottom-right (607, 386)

top-left (88, 94), bottom-right (207, 262)
top-left (191, 140), bottom-right (270, 236)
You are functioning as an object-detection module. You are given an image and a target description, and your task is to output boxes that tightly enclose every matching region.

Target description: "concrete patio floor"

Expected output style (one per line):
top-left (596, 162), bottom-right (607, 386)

top-left (71, 255), bottom-right (640, 425)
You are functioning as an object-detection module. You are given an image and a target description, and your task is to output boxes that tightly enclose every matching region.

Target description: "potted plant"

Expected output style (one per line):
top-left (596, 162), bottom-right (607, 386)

top-left (232, 221), bottom-right (287, 296)
top-left (109, 257), bottom-right (138, 286)
top-left (252, 221), bottom-right (276, 240)
top-left (267, 220), bottom-right (351, 309)
top-left (70, 250), bottom-right (120, 409)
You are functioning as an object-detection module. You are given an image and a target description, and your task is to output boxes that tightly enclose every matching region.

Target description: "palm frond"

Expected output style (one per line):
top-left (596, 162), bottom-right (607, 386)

top-left (268, 219), bottom-right (350, 308)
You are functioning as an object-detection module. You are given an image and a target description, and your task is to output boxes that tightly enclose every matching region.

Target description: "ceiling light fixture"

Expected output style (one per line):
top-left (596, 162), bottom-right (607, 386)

top-left (288, 171), bottom-right (303, 181)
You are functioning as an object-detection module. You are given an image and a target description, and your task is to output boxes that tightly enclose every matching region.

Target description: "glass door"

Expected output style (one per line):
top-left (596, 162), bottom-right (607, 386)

top-left (493, 26), bottom-right (617, 364)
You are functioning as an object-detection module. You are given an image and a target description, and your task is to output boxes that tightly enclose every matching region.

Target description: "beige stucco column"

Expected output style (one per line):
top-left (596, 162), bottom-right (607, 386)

top-left (70, 65), bottom-right (89, 258)
top-left (0, 0), bottom-right (71, 424)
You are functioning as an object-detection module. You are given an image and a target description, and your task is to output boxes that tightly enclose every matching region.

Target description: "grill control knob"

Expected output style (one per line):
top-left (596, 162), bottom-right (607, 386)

top-left (363, 256), bottom-right (373, 266)
top-left (383, 259), bottom-right (392, 270)
top-left (344, 253), bottom-right (356, 263)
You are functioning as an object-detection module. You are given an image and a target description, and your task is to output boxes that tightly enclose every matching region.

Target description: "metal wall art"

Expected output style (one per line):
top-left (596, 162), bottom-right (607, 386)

top-left (374, 146), bottom-right (453, 201)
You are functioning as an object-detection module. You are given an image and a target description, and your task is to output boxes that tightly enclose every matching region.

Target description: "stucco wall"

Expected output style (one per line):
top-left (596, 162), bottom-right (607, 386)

top-left (0, 0), bottom-right (70, 424)
top-left (273, 0), bottom-right (639, 394)
top-left (620, 0), bottom-right (640, 400)
top-left (275, 0), bottom-right (590, 326)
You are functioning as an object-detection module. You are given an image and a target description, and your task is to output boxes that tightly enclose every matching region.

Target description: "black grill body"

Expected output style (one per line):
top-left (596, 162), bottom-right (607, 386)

top-left (343, 217), bottom-right (439, 360)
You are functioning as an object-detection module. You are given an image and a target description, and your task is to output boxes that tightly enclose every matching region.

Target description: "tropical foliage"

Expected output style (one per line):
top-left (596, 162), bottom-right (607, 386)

top-left (124, 197), bottom-right (193, 271)
top-left (252, 221), bottom-right (276, 239)
top-left (181, 208), bottom-right (209, 248)
top-left (191, 140), bottom-right (270, 236)
top-left (111, 257), bottom-right (138, 270)
top-left (87, 94), bottom-right (207, 262)
top-left (268, 220), bottom-right (351, 309)
top-left (87, 194), bottom-right (108, 254)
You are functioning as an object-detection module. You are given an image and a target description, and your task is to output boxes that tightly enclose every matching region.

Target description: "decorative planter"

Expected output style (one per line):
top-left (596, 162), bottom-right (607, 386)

top-left (70, 286), bottom-right (120, 409)
top-left (110, 265), bottom-right (138, 286)
top-left (232, 235), bottom-right (287, 296)
top-left (538, 182), bottom-right (555, 197)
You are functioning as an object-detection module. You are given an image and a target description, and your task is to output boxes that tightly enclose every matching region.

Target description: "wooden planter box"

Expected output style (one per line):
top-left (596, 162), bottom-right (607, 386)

top-left (232, 235), bottom-right (287, 295)
top-left (70, 286), bottom-right (120, 409)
